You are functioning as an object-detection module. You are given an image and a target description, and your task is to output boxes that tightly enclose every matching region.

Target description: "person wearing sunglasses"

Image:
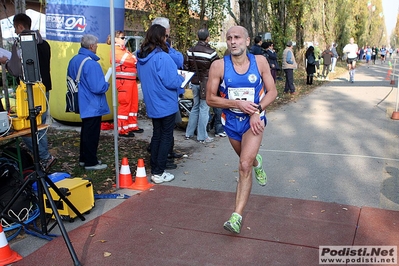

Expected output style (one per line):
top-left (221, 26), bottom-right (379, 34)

top-left (107, 31), bottom-right (144, 138)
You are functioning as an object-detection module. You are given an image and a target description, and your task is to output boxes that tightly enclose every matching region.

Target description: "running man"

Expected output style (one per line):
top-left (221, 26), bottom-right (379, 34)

top-left (380, 46), bottom-right (387, 63)
top-left (206, 26), bottom-right (277, 234)
top-left (342, 37), bottom-right (359, 83)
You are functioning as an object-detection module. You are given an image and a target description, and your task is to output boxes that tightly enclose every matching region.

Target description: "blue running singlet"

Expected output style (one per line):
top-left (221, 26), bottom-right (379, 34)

top-left (219, 53), bottom-right (268, 141)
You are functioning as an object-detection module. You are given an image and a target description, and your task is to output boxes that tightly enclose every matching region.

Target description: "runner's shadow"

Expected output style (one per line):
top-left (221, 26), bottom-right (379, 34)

top-left (381, 166), bottom-right (399, 205)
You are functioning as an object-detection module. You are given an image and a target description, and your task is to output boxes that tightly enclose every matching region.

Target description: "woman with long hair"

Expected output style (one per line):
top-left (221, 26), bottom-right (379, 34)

top-left (305, 46), bottom-right (316, 85)
top-left (136, 24), bottom-right (185, 184)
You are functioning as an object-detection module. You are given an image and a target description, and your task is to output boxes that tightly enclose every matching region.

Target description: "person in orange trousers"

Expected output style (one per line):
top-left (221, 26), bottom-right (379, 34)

top-left (107, 31), bottom-right (143, 137)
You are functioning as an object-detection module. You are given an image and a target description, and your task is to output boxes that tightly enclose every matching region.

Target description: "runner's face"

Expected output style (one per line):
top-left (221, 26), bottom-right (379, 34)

top-left (226, 27), bottom-right (250, 56)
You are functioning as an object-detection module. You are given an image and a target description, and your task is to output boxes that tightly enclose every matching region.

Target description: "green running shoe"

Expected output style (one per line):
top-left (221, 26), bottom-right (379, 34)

top-left (254, 154), bottom-right (267, 186)
top-left (223, 212), bottom-right (242, 234)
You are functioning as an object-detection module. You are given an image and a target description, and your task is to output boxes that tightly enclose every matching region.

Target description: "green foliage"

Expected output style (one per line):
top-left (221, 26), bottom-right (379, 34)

top-left (125, 0), bottom-right (389, 62)
top-left (125, 0), bottom-right (228, 53)
top-left (390, 13), bottom-right (399, 49)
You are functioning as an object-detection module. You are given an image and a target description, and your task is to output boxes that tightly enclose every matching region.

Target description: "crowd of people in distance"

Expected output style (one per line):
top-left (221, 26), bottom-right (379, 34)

top-left (356, 45), bottom-right (397, 65)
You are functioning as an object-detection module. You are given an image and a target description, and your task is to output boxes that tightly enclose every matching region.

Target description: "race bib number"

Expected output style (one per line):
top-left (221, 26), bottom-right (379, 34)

top-left (228, 87), bottom-right (255, 113)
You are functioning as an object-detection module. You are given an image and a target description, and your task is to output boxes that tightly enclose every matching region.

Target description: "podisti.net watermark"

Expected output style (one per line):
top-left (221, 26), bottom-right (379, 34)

top-left (319, 246), bottom-right (397, 264)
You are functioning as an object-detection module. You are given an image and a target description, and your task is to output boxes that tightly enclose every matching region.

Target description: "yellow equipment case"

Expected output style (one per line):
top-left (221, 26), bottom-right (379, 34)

top-left (43, 177), bottom-right (95, 221)
top-left (11, 82), bottom-right (47, 130)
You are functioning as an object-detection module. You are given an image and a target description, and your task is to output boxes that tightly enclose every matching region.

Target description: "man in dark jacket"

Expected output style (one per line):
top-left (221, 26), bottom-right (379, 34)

top-left (185, 28), bottom-right (219, 143)
top-left (262, 41), bottom-right (280, 83)
top-left (0, 13), bottom-right (55, 171)
top-left (249, 36), bottom-right (263, 55)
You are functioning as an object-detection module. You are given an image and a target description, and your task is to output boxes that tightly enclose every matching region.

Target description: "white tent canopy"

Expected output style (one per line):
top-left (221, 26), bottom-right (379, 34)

top-left (1, 9), bottom-right (46, 39)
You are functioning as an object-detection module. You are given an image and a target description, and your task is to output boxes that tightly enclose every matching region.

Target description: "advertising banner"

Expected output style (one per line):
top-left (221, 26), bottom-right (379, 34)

top-left (46, 0), bottom-right (125, 123)
top-left (46, 0), bottom-right (125, 43)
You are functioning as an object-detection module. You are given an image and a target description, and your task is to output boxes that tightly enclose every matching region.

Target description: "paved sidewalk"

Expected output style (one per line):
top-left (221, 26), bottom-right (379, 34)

top-left (13, 186), bottom-right (399, 266)
top-left (8, 56), bottom-right (399, 265)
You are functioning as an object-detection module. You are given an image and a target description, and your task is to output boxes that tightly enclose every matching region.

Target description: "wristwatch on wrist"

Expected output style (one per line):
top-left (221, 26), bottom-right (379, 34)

top-left (257, 104), bottom-right (263, 113)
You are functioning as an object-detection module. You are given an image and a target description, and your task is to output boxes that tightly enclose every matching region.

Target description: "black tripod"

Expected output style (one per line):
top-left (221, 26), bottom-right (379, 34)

top-left (0, 82), bottom-right (86, 266)
top-left (0, 32), bottom-right (84, 266)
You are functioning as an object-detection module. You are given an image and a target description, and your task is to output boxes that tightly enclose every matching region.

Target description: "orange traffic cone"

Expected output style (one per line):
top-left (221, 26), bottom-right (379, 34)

top-left (129, 159), bottom-right (154, 191)
top-left (0, 224), bottom-right (22, 265)
top-left (119, 157), bottom-right (133, 188)
top-left (392, 111), bottom-right (399, 120)
top-left (385, 69), bottom-right (392, 80)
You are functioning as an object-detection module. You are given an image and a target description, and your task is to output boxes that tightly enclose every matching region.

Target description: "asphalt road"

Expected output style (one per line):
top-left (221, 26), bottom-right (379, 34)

top-left (164, 55), bottom-right (399, 211)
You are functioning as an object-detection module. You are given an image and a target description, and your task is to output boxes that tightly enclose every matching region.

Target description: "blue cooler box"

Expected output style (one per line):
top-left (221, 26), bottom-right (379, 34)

top-left (32, 172), bottom-right (71, 192)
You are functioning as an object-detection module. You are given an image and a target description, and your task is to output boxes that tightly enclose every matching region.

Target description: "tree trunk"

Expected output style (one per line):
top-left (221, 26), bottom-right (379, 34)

top-left (239, 0), bottom-right (253, 41)
top-left (253, 0), bottom-right (259, 38)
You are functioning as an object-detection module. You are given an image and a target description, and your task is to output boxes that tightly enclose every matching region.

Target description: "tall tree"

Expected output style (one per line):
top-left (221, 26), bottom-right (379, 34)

top-left (391, 11), bottom-right (399, 48)
top-left (125, 0), bottom-right (387, 57)
top-left (239, 0), bottom-right (253, 41)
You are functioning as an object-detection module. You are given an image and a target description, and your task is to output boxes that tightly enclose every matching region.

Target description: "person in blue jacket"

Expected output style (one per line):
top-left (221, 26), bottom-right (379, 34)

top-left (151, 17), bottom-right (184, 165)
top-left (137, 24), bottom-right (185, 184)
top-left (67, 34), bottom-right (110, 171)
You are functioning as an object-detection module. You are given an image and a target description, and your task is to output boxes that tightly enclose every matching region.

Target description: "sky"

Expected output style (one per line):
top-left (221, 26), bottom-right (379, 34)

top-left (382, 0), bottom-right (399, 43)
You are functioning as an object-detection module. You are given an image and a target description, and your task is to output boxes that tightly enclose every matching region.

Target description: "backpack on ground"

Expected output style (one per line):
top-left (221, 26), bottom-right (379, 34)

top-left (0, 158), bottom-right (35, 223)
top-left (66, 57), bottom-right (91, 114)
top-left (1, 147), bottom-right (34, 171)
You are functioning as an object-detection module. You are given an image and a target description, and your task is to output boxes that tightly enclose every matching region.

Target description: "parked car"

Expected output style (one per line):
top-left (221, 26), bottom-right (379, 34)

top-left (124, 36), bottom-right (143, 54)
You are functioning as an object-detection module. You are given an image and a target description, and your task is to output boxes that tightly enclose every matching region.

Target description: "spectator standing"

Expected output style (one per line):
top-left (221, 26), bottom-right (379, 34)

top-left (137, 24), bottom-right (184, 184)
top-left (249, 36), bottom-right (263, 55)
top-left (67, 34), bottom-right (110, 170)
top-left (107, 31), bottom-right (143, 138)
top-left (0, 13), bottom-right (55, 171)
top-left (262, 41), bottom-right (280, 83)
top-left (330, 43), bottom-right (339, 73)
top-left (282, 41), bottom-right (297, 94)
top-left (305, 46), bottom-right (316, 85)
top-left (185, 29), bottom-right (219, 143)
top-left (321, 46), bottom-right (333, 80)
top-left (342, 37), bottom-right (359, 83)
top-left (206, 26), bottom-right (277, 234)
top-left (151, 17), bottom-right (184, 165)
top-left (152, 17), bottom-right (184, 69)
